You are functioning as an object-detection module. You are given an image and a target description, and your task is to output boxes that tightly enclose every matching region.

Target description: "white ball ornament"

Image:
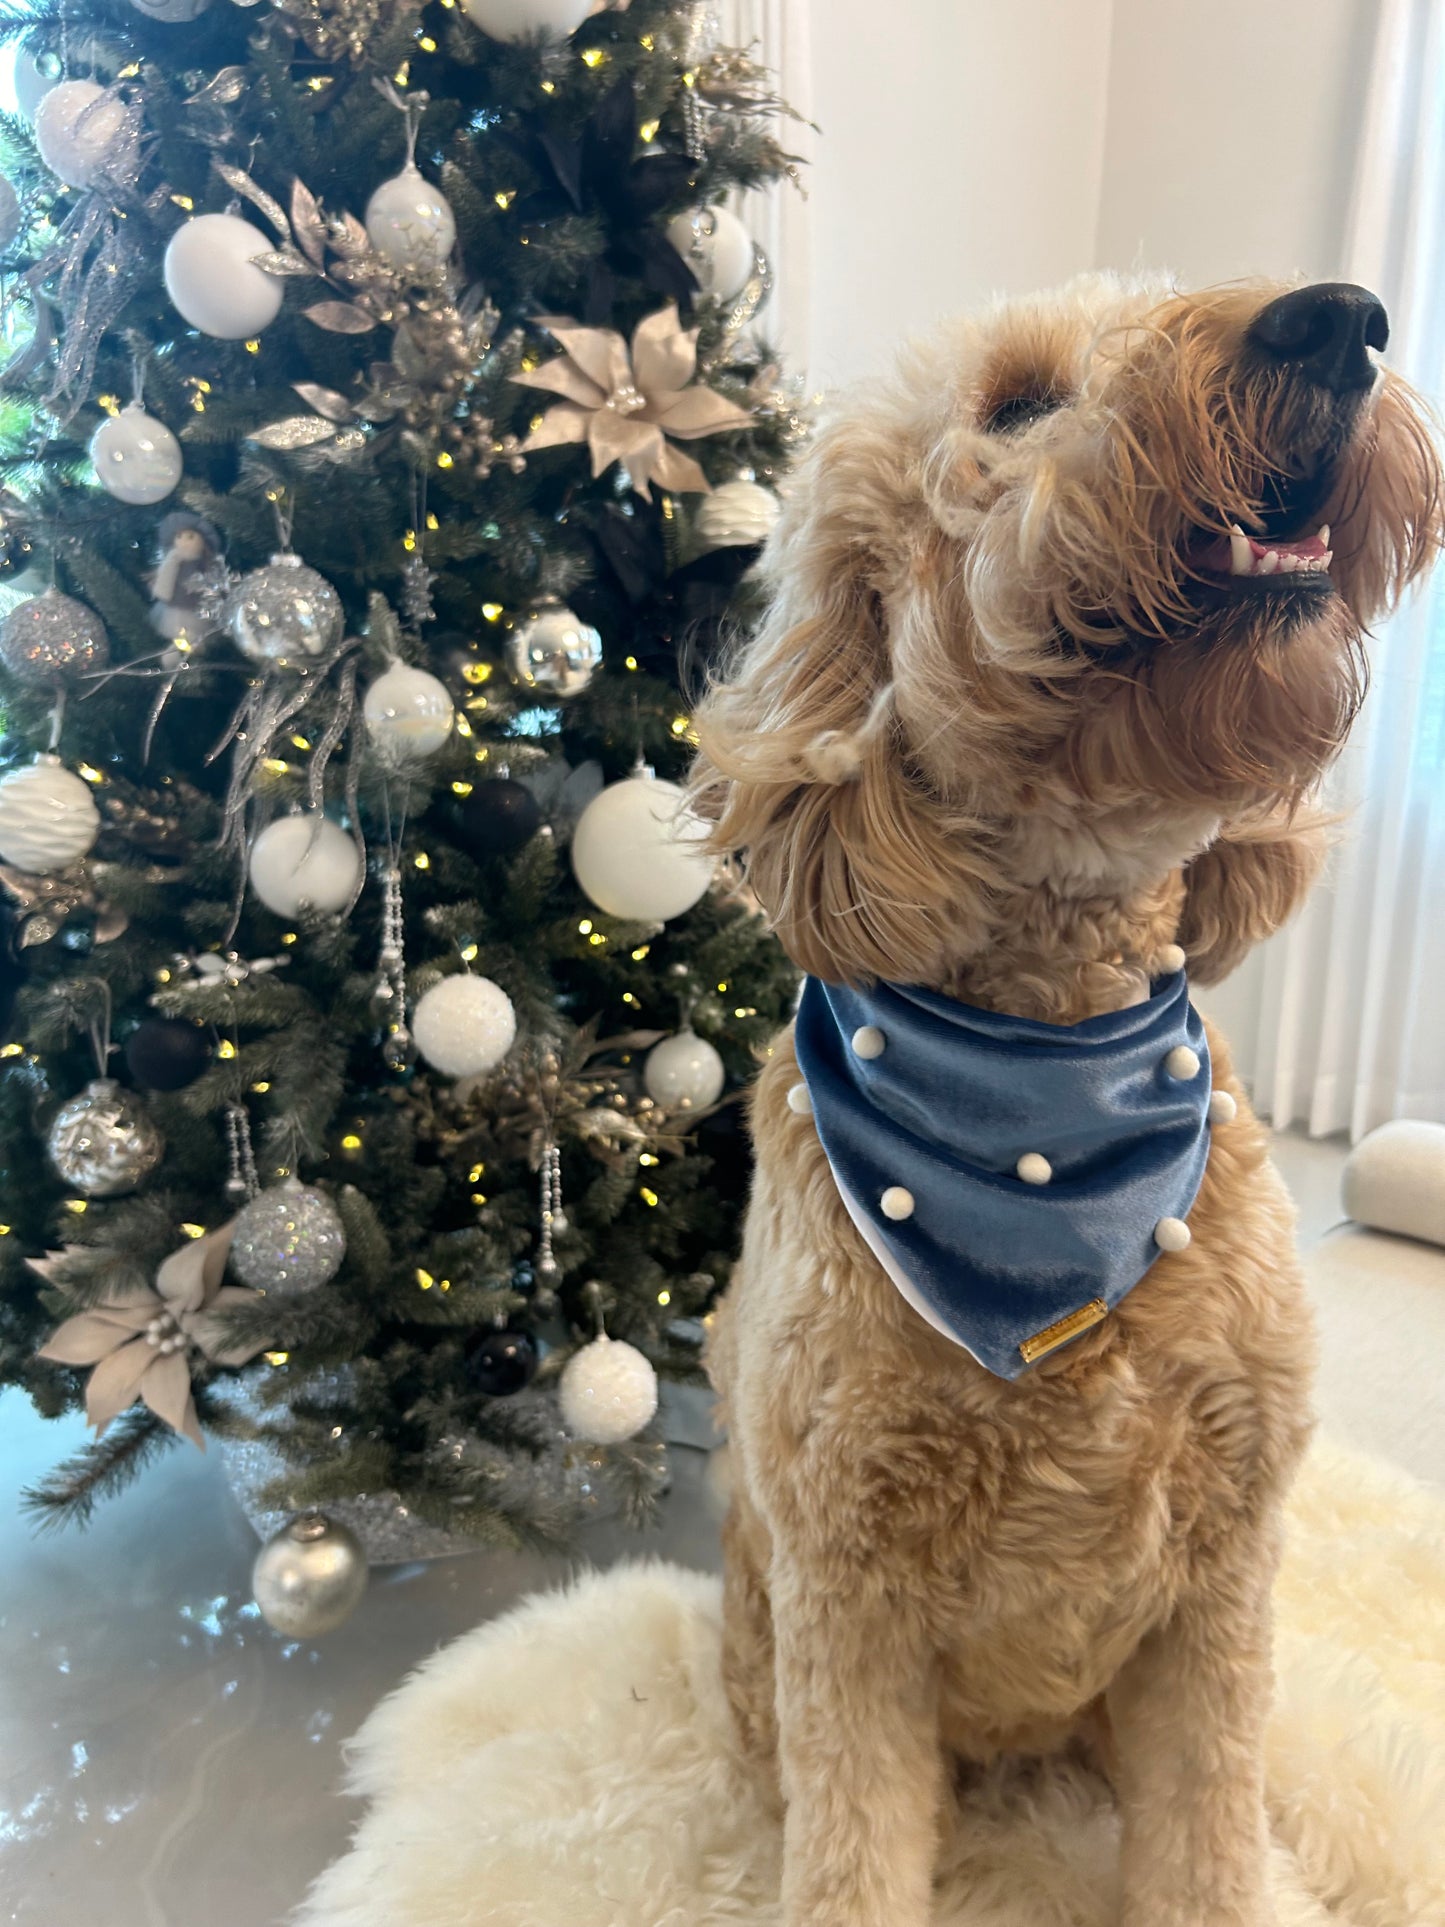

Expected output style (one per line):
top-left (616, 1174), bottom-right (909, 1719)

top-left (412, 974), bottom-right (517, 1078)
top-left (644, 1029), bottom-right (725, 1112)
top-left (571, 775), bottom-right (713, 923)
top-left (666, 205), bottom-right (756, 303)
top-left (252, 1510), bottom-right (367, 1637)
top-left (248, 814), bottom-right (362, 917)
top-left (693, 478), bottom-right (780, 553)
top-left (363, 661), bottom-right (454, 763)
top-left (460, 0), bottom-right (593, 41)
top-left (35, 80), bottom-right (135, 190)
top-left (89, 403), bottom-right (182, 506)
top-left (164, 212), bottom-right (283, 340)
top-left (364, 166), bottom-right (456, 275)
top-left (559, 1335), bottom-right (659, 1445)
top-left (0, 757), bottom-right (101, 872)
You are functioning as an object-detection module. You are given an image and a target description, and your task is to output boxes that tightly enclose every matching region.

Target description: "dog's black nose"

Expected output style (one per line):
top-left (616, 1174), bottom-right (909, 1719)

top-left (1247, 283), bottom-right (1389, 395)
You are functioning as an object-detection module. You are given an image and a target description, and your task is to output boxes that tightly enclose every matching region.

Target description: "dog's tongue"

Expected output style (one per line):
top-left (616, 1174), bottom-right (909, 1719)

top-left (1198, 524), bottom-right (1333, 578)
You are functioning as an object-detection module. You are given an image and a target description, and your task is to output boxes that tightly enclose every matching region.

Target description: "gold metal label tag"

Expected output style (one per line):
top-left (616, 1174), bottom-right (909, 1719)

top-left (1019, 1298), bottom-right (1109, 1364)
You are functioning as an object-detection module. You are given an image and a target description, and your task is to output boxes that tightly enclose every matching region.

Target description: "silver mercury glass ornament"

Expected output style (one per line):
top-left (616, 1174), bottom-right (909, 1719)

top-left (251, 1510), bottom-right (368, 1636)
top-left (47, 1079), bottom-right (164, 1197)
top-left (505, 596), bottom-right (602, 698)
top-left (229, 1177), bottom-right (347, 1296)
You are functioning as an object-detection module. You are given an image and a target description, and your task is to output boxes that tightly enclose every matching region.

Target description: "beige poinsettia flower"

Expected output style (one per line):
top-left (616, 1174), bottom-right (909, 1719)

top-left (33, 1222), bottom-right (270, 1450)
top-left (513, 303), bottom-right (753, 499)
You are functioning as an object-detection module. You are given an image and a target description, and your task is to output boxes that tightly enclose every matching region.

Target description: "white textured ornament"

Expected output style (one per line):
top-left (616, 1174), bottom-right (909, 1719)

top-left (571, 776), bottom-right (713, 922)
top-left (558, 1335), bottom-right (658, 1444)
top-left (364, 166), bottom-right (456, 274)
top-left (164, 212), bottom-right (283, 339)
top-left (643, 1029), bottom-right (725, 1112)
top-left (0, 175), bottom-right (22, 252)
top-left (226, 553), bottom-right (344, 665)
top-left (692, 479), bottom-right (780, 553)
top-left (460, 0), bottom-right (593, 41)
top-left (666, 205), bottom-right (755, 303)
top-left (48, 1078), bottom-right (164, 1197)
top-left (89, 402), bottom-right (182, 506)
top-left (0, 589), bottom-right (109, 683)
top-left (230, 1178), bottom-right (347, 1295)
top-left (248, 814), bottom-right (362, 917)
top-left (507, 599), bottom-right (603, 698)
top-left (0, 757), bottom-right (100, 871)
top-left (412, 974), bottom-right (517, 1078)
top-left (363, 662), bottom-right (454, 762)
top-left (252, 1510), bottom-right (367, 1636)
top-left (35, 80), bottom-right (135, 189)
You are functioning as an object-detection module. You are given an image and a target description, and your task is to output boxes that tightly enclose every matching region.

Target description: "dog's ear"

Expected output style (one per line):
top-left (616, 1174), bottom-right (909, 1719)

top-left (1176, 814), bottom-right (1331, 984)
top-left (690, 414), bottom-right (986, 984)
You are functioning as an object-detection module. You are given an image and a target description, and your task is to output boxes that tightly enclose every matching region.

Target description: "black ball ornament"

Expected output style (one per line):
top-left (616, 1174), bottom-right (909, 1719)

top-left (464, 1327), bottom-right (539, 1396)
top-left (451, 779), bottom-right (542, 860)
top-left (124, 1017), bottom-right (211, 1092)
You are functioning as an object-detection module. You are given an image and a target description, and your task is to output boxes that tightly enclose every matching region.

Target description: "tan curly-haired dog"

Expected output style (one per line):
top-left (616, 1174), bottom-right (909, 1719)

top-left (689, 274), bottom-right (1441, 1927)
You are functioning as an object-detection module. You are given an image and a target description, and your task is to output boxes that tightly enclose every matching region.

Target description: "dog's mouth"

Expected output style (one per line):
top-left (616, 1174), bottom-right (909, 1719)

top-left (1190, 459), bottom-right (1341, 593)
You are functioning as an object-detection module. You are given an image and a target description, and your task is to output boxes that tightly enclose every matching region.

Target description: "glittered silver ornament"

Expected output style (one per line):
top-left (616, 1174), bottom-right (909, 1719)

top-left (225, 553), bottom-right (343, 667)
top-left (506, 597), bottom-right (602, 698)
top-left (47, 1078), bottom-right (164, 1197)
top-left (0, 588), bottom-right (109, 684)
top-left (229, 1177), bottom-right (346, 1296)
top-left (251, 1510), bottom-right (367, 1636)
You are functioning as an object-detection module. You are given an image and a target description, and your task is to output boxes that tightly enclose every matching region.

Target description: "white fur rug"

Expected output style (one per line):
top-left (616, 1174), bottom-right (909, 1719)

top-left (295, 1436), bottom-right (1445, 1927)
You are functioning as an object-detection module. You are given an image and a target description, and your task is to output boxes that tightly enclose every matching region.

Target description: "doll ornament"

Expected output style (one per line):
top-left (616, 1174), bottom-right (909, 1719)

top-left (148, 513), bottom-right (227, 655)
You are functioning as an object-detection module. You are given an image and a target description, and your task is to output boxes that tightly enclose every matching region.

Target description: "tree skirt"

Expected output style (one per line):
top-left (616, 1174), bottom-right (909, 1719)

top-left (295, 1436), bottom-right (1445, 1927)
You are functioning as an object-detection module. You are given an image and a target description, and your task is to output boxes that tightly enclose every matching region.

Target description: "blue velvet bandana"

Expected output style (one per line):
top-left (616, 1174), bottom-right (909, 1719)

top-left (793, 971), bottom-right (1213, 1379)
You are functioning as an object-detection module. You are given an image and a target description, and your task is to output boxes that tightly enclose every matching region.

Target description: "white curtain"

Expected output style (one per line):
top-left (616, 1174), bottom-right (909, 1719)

top-left (1232, 0), bottom-right (1445, 1142)
top-left (714, 0), bottom-right (815, 375)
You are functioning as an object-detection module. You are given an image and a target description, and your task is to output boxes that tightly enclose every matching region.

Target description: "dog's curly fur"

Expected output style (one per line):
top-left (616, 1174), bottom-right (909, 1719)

top-left (688, 273), bottom-right (1442, 1927)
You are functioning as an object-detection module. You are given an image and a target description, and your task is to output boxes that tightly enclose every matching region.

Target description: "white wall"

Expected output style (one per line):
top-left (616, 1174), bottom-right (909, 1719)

top-left (1094, 0), bottom-right (1377, 288)
top-left (805, 0), bottom-right (1114, 388)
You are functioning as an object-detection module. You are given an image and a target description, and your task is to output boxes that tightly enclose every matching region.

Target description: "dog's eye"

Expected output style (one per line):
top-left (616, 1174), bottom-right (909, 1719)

top-left (985, 393), bottom-right (1061, 435)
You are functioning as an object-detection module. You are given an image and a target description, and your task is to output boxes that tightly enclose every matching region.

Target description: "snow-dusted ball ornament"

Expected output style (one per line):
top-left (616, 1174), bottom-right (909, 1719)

top-left (459, 0), bottom-right (593, 41)
top-left (644, 1028), bottom-right (725, 1112)
top-left (0, 588), bottom-right (109, 684)
top-left (666, 205), bottom-right (756, 303)
top-left (0, 756), bottom-right (101, 872)
top-left (362, 661), bottom-right (454, 763)
top-left (0, 175), bottom-right (22, 252)
top-left (248, 814), bottom-right (362, 918)
top-left (89, 402), bottom-right (182, 506)
top-left (35, 80), bottom-right (136, 189)
top-left (571, 773), bottom-right (714, 922)
top-left (364, 165), bottom-right (456, 275)
top-left (693, 478), bottom-right (780, 553)
top-left (412, 974), bottom-right (517, 1078)
top-left (163, 212), bottom-right (283, 340)
top-left (252, 1510), bottom-right (367, 1637)
top-left (48, 1079), bottom-right (164, 1197)
top-left (226, 553), bottom-right (344, 666)
top-left (506, 597), bottom-right (602, 698)
top-left (230, 1178), bottom-right (347, 1296)
top-left (559, 1335), bottom-right (659, 1445)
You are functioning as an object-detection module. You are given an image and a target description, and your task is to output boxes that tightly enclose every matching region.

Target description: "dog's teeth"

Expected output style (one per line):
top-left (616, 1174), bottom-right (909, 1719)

top-left (1277, 553), bottom-right (1299, 573)
top-left (1256, 550), bottom-right (1280, 574)
top-left (1318, 524), bottom-right (1330, 547)
top-left (1322, 549), bottom-right (1333, 567)
top-left (1229, 526), bottom-right (1253, 575)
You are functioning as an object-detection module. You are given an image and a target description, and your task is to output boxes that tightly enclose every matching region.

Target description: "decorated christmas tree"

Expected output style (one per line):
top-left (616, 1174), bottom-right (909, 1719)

top-left (0, 0), bottom-right (805, 1597)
